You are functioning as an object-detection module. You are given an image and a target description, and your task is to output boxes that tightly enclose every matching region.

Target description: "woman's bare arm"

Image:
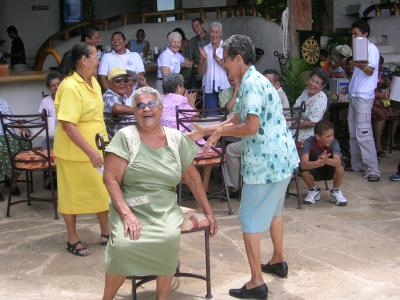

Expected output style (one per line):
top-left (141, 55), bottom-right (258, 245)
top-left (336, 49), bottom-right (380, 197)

top-left (104, 153), bottom-right (141, 240)
top-left (182, 164), bottom-right (217, 236)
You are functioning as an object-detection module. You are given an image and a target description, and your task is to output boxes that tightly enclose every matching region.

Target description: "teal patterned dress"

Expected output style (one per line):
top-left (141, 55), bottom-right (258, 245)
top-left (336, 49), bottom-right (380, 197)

top-left (234, 66), bottom-right (299, 184)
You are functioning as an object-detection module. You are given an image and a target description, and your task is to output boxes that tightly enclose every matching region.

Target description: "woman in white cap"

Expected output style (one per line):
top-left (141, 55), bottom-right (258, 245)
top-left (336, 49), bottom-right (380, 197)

top-left (156, 31), bottom-right (193, 93)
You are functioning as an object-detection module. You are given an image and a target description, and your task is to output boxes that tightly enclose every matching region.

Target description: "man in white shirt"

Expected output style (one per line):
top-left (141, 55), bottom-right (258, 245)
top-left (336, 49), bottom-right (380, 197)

top-left (98, 31), bottom-right (145, 90)
top-left (348, 19), bottom-right (380, 182)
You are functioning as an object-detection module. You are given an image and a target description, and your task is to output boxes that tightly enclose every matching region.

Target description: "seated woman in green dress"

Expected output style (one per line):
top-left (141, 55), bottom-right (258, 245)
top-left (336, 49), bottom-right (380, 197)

top-left (102, 86), bottom-right (217, 300)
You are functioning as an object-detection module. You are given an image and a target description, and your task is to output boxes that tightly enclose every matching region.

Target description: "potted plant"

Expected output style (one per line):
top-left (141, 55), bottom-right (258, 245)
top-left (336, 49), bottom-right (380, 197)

top-left (390, 69), bottom-right (400, 101)
top-left (281, 57), bottom-right (312, 105)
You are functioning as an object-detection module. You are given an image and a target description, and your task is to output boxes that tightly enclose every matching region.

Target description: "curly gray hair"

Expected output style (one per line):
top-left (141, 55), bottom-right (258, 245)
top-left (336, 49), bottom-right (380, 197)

top-left (162, 73), bottom-right (184, 94)
top-left (133, 86), bottom-right (162, 109)
top-left (222, 34), bottom-right (256, 65)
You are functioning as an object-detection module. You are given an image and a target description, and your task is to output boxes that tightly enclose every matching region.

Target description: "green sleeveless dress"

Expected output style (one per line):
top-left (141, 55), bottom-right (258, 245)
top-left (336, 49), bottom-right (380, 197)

top-left (105, 128), bottom-right (198, 276)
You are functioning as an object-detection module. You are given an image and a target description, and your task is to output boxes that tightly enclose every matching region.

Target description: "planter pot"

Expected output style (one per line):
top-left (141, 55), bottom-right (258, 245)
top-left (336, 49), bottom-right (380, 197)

top-left (390, 76), bottom-right (400, 102)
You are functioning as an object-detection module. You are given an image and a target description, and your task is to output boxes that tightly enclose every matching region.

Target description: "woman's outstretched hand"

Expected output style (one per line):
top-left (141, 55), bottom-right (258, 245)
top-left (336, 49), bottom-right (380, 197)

top-left (123, 213), bottom-right (142, 240)
top-left (187, 123), bottom-right (205, 142)
top-left (204, 130), bottom-right (221, 152)
top-left (206, 213), bottom-right (218, 237)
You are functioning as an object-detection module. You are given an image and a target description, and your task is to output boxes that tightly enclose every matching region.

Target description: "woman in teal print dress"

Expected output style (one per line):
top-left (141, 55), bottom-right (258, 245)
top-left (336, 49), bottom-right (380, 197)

top-left (102, 87), bottom-right (217, 300)
top-left (190, 35), bottom-right (299, 300)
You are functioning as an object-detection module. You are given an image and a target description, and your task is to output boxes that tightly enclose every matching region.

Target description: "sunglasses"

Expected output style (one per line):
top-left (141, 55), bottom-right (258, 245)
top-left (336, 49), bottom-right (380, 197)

top-left (114, 77), bottom-right (129, 84)
top-left (135, 99), bottom-right (159, 110)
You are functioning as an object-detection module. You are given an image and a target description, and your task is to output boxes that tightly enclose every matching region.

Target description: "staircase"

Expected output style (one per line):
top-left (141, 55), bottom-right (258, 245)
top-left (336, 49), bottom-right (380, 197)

top-left (33, 3), bottom-right (256, 71)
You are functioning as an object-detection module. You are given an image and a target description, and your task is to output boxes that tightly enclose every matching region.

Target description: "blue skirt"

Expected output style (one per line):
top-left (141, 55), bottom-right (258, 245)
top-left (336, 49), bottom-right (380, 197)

top-left (238, 176), bottom-right (291, 233)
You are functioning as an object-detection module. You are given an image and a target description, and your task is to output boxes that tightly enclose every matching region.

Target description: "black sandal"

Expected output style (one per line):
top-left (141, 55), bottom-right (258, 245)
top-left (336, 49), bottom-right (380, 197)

top-left (100, 234), bottom-right (109, 246)
top-left (367, 174), bottom-right (380, 182)
top-left (66, 241), bottom-right (89, 257)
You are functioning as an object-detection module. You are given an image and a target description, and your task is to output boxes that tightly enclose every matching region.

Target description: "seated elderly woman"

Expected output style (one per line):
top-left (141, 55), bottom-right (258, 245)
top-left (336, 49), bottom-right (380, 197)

top-left (160, 73), bottom-right (213, 193)
top-left (156, 31), bottom-right (193, 93)
top-left (293, 68), bottom-right (329, 141)
top-left (102, 86), bottom-right (217, 300)
top-left (160, 73), bottom-right (196, 128)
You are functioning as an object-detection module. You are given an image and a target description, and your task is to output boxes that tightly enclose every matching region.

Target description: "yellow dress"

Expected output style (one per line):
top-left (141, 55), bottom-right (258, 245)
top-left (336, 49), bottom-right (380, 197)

top-left (54, 72), bottom-right (109, 214)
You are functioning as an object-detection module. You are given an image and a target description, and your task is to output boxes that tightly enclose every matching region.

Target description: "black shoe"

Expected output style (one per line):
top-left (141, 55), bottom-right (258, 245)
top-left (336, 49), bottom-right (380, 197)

top-left (261, 261), bottom-right (288, 278)
top-left (229, 283), bottom-right (268, 299)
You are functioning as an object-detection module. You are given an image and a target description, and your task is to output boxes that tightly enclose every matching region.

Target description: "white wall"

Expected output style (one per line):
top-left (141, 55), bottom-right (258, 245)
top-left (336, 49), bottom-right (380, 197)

top-left (0, 0), bottom-right (61, 68)
top-left (333, 0), bottom-right (380, 30)
top-left (92, 0), bottom-right (140, 20)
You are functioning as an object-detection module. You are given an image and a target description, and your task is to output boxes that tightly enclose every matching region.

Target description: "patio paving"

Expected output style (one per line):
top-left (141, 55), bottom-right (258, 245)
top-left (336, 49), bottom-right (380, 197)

top-left (0, 151), bottom-right (399, 300)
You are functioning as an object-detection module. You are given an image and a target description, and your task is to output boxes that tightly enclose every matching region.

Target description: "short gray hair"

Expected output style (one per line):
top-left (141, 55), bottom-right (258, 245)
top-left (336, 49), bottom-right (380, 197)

top-left (222, 34), bottom-right (256, 65)
top-left (309, 68), bottom-right (329, 87)
top-left (133, 86), bottom-right (162, 109)
top-left (162, 73), bottom-right (184, 94)
top-left (168, 31), bottom-right (182, 44)
top-left (209, 22), bottom-right (222, 34)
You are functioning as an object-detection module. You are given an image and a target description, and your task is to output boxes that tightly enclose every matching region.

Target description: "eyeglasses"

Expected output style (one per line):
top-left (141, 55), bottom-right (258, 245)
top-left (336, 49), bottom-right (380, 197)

top-left (114, 77), bottom-right (129, 84)
top-left (309, 77), bottom-right (324, 87)
top-left (135, 99), bottom-right (159, 110)
top-left (222, 55), bottom-right (234, 64)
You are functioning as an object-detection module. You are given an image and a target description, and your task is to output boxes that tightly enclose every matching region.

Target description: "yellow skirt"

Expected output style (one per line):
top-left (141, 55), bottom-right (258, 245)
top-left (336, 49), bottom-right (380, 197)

top-left (57, 158), bottom-right (109, 214)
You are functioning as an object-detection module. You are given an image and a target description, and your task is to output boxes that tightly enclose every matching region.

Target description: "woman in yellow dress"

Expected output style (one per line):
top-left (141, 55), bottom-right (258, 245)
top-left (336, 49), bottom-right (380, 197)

top-left (54, 43), bottom-right (109, 256)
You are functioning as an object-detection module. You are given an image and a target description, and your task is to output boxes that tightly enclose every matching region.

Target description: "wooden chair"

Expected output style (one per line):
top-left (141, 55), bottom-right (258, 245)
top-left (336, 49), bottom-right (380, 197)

top-left (95, 133), bottom-right (213, 299)
top-left (284, 102), bottom-right (306, 209)
top-left (175, 106), bottom-right (233, 215)
top-left (0, 110), bottom-right (58, 219)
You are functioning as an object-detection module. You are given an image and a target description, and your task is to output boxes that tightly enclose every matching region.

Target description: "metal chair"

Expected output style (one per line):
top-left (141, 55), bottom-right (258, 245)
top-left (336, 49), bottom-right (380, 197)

top-left (284, 102), bottom-right (306, 209)
top-left (0, 110), bottom-right (58, 219)
top-left (175, 106), bottom-right (233, 215)
top-left (103, 112), bottom-right (136, 139)
top-left (274, 51), bottom-right (289, 73)
top-left (95, 132), bottom-right (213, 299)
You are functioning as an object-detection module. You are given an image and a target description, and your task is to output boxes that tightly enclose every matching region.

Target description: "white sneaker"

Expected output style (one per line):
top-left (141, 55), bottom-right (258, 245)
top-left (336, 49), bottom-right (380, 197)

top-left (304, 188), bottom-right (321, 204)
top-left (330, 189), bottom-right (347, 206)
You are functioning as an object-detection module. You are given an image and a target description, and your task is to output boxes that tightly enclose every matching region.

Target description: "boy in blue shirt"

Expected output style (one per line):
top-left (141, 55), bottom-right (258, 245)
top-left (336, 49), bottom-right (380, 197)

top-left (301, 120), bottom-right (347, 206)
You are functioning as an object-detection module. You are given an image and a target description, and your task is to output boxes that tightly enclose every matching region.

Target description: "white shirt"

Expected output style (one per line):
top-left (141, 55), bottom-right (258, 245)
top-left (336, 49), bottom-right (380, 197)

top-left (202, 41), bottom-right (230, 93)
top-left (157, 47), bottom-right (184, 79)
top-left (349, 41), bottom-right (379, 99)
top-left (98, 49), bottom-right (145, 76)
top-left (38, 95), bottom-right (56, 137)
top-left (277, 87), bottom-right (290, 109)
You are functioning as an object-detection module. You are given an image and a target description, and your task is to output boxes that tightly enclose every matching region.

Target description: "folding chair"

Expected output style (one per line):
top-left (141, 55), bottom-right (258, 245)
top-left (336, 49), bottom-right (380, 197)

top-left (95, 132), bottom-right (213, 299)
top-left (284, 102), bottom-right (306, 209)
top-left (175, 106), bottom-right (233, 215)
top-left (0, 110), bottom-right (58, 219)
